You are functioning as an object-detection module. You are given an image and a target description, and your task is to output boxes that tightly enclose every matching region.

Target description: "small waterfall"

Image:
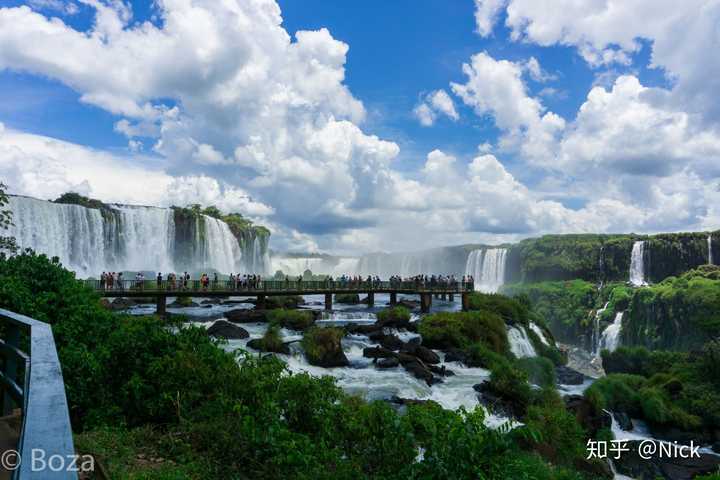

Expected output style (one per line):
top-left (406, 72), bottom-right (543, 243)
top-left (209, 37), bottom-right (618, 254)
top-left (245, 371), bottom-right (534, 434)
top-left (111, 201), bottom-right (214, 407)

top-left (708, 234), bottom-right (714, 265)
top-left (591, 302), bottom-right (610, 355)
top-left (464, 248), bottom-right (507, 293)
top-left (507, 326), bottom-right (537, 358)
top-left (599, 312), bottom-right (624, 353)
top-left (629, 241), bottom-right (647, 286)
top-left (528, 322), bottom-right (549, 346)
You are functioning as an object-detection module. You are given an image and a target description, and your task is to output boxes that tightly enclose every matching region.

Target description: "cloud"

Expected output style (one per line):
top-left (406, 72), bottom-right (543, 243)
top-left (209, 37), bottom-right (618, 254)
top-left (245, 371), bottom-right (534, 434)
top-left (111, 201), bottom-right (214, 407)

top-left (413, 89), bottom-right (459, 126)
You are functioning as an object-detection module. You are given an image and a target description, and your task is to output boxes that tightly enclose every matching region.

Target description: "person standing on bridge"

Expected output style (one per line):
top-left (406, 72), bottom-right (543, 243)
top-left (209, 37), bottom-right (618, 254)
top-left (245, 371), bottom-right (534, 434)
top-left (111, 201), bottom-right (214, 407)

top-left (157, 272), bottom-right (163, 289)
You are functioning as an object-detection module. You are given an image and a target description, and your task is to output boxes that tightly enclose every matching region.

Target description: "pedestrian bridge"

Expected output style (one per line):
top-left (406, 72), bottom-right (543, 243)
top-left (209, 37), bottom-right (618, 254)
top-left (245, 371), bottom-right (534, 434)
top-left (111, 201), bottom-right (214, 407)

top-left (84, 279), bottom-right (475, 314)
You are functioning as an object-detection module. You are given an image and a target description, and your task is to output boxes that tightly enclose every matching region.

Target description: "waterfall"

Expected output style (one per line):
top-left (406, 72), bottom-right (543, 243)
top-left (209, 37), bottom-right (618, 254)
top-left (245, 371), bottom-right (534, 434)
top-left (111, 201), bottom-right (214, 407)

top-left (114, 206), bottom-right (176, 273)
top-left (464, 248), bottom-right (507, 293)
top-left (6, 195), bottom-right (271, 276)
top-left (708, 234), bottom-right (714, 265)
top-left (629, 241), bottom-right (647, 286)
top-left (6, 196), bottom-right (106, 278)
top-left (507, 326), bottom-right (537, 358)
top-left (591, 302), bottom-right (610, 355)
top-left (599, 312), bottom-right (624, 353)
top-left (528, 322), bottom-right (550, 346)
top-left (270, 256), bottom-right (361, 277)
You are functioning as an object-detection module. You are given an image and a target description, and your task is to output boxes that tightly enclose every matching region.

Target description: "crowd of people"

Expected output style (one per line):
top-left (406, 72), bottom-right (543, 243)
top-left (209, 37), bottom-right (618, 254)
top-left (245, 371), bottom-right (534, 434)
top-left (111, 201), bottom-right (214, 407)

top-left (98, 272), bottom-right (475, 291)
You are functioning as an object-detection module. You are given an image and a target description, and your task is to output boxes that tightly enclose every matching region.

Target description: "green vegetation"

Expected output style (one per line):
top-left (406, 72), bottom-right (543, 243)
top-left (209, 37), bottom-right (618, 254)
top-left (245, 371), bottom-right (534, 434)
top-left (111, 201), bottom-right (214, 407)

top-left (335, 293), bottom-right (361, 304)
top-left (466, 292), bottom-right (530, 326)
top-left (516, 357), bottom-right (556, 388)
top-left (0, 250), bottom-right (606, 478)
top-left (590, 344), bottom-right (720, 435)
top-left (376, 305), bottom-right (410, 326)
top-left (266, 308), bottom-right (315, 330)
top-left (171, 204), bottom-right (270, 241)
top-left (174, 295), bottom-right (194, 307)
top-left (301, 327), bottom-right (347, 366)
top-left (0, 183), bottom-right (17, 252)
top-left (53, 191), bottom-right (108, 210)
top-left (419, 311), bottom-right (508, 353)
top-left (258, 324), bottom-right (285, 353)
top-left (264, 295), bottom-right (304, 309)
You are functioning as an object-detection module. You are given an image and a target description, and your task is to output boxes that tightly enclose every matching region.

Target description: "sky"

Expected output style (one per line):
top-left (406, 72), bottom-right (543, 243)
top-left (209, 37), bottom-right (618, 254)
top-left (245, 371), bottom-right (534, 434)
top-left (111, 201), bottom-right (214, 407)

top-left (0, 0), bottom-right (719, 254)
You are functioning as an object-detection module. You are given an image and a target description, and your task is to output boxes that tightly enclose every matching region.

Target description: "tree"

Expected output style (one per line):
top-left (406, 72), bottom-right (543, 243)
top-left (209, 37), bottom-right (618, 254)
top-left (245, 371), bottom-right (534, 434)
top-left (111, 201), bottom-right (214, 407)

top-left (0, 183), bottom-right (17, 253)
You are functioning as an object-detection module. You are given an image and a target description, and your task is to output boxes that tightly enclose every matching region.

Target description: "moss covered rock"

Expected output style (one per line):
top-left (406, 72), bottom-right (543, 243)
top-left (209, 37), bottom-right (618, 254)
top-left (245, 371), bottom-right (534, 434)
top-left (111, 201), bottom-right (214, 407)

top-left (302, 327), bottom-right (349, 367)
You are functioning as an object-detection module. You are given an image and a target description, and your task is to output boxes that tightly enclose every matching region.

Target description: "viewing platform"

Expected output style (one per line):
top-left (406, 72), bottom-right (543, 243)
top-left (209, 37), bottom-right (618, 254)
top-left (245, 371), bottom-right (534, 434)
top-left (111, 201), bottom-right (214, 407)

top-left (84, 279), bottom-right (475, 313)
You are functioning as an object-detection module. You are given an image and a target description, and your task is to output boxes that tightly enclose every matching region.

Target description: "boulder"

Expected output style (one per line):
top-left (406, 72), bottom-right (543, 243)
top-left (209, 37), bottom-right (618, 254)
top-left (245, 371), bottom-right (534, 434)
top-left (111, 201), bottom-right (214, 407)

top-left (428, 364), bottom-right (454, 377)
top-left (403, 360), bottom-right (441, 386)
top-left (224, 309), bottom-right (268, 323)
top-left (474, 381), bottom-right (521, 418)
top-left (200, 298), bottom-right (222, 305)
top-left (168, 298), bottom-right (199, 308)
top-left (389, 396), bottom-right (439, 407)
top-left (614, 440), bottom-right (720, 480)
top-left (110, 297), bottom-right (137, 310)
top-left (612, 411), bottom-right (634, 432)
top-left (376, 357), bottom-right (400, 369)
top-left (564, 394), bottom-right (611, 437)
top-left (363, 346), bottom-right (397, 359)
top-left (367, 331), bottom-right (405, 351)
top-left (247, 338), bottom-right (291, 355)
top-left (402, 344), bottom-right (440, 365)
top-left (444, 348), bottom-right (467, 364)
top-left (345, 324), bottom-right (381, 335)
top-left (303, 328), bottom-right (349, 368)
top-left (335, 293), bottom-right (361, 305)
top-left (207, 320), bottom-right (249, 339)
top-left (556, 365), bottom-right (586, 385)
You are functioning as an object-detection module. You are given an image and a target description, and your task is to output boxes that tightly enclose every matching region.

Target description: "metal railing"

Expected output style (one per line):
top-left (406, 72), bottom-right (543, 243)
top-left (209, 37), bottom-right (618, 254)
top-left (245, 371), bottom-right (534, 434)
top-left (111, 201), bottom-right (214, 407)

top-left (0, 309), bottom-right (77, 479)
top-left (83, 279), bottom-right (475, 294)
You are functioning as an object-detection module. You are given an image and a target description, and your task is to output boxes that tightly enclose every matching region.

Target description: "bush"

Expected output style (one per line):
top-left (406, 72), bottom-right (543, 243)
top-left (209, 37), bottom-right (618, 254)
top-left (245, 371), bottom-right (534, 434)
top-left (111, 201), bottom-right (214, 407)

top-left (259, 324), bottom-right (285, 352)
top-left (516, 357), bottom-right (556, 388)
top-left (335, 293), bottom-right (360, 304)
top-left (376, 306), bottom-right (410, 326)
top-left (264, 295), bottom-right (304, 309)
top-left (466, 292), bottom-right (530, 326)
top-left (488, 359), bottom-right (533, 414)
top-left (601, 346), bottom-right (686, 377)
top-left (301, 327), bottom-right (348, 367)
top-left (267, 309), bottom-right (315, 330)
top-left (419, 311), bottom-right (508, 353)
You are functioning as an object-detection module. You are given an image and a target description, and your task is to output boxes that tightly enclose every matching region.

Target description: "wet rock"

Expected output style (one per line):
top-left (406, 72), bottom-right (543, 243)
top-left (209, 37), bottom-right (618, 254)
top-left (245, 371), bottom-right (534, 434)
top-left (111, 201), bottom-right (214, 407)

top-left (613, 411), bottom-right (634, 432)
top-left (473, 382), bottom-right (518, 418)
top-left (363, 346), bottom-right (397, 359)
top-left (200, 298), bottom-right (222, 305)
top-left (224, 309), bottom-right (268, 323)
top-left (398, 354), bottom-right (441, 386)
top-left (402, 344), bottom-right (440, 365)
top-left (389, 396), bottom-right (439, 407)
top-left (613, 440), bottom-right (720, 480)
top-left (444, 348), bottom-right (467, 364)
top-left (110, 297), bottom-right (138, 310)
top-left (367, 331), bottom-right (405, 351)
top-left (168, 298), bottom-right (200, 308)
top-left (207, 320), bottom-right (249, 339)
top-left (247, 338), bottom-right (291, 355)
top-left (303, 328), bottom-right (349, 368)
top-left (376, 357), bottom-right (400, 369)
top-left (564, 394), bottom-right (611, 437)
top-left (428, 364), bottom-right (454, 377)
top-left (556, 365), bottom-right (586, 385)
top-left (346, 324), bottom-right (381, 335)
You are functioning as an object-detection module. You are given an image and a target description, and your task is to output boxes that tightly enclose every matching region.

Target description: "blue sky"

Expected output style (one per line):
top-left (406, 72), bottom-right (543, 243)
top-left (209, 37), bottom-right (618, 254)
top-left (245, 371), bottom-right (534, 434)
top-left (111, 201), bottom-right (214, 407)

top-left (0, 0), bottom-right (718, 253)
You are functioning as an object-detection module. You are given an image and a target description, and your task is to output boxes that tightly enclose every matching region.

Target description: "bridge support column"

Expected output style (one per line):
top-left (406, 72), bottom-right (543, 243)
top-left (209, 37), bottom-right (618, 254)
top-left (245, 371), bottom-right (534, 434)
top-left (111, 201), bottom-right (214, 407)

top-left (325, 293), bottom-right (332, 311)
top-left (389, 292), bottom-right (397, 306)
top-left (156, 296), bottom-right (166, 317)
top-left (461, 292), bottom-right (470, 312)
top-left (421, 293), bottom-right (432, 314)
top-left (449, 293), bottom-right (454, 302)
top-left (441, 293), bottom-right (447, 301)
top-left (367, 292), bottom-right (374, 308)
top-left (257, 295), bottom-right (266, 310)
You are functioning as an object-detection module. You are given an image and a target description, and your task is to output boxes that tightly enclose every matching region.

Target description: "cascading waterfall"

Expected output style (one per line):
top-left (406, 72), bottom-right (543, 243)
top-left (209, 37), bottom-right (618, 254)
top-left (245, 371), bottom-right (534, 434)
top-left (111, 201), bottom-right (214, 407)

top-left (7, 195), bottom-right (270, 276)
top-left (464, 248), bottom-right (507, 293)
top-left (599, 312), bottom-right (624, 353)
top-left (6, 196), bottom-right (106, 278)
top-left (591, 302), bottom-right (610, 355)
top-left (528, 323), bottom-right (550, 346)
top-left (629, 241), bottom-right (647, 286)
top-left (507, 326), bottom-right (537, 358)
top-left (708, 234), bottom-right (714, 265)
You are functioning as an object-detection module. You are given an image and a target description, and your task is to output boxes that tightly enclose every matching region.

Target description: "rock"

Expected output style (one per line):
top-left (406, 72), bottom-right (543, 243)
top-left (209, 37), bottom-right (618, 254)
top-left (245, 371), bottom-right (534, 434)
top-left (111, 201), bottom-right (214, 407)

top-left (345, 324), bottom-right (381, 335)
top-left (556, 365), bottom-right (586, 385)
top-left (389, 396), bottom-right (439, 407)
top-left (428, 364), bottom-right (454, 376)
top-left (444, 348), bottom-right (467, 364)
top-left (376, 357), bottom-right (400, 369)
top-left (405, 322), bottom-right (419, 333)
top-left (110, 297), bottom-right (137, 310)
top-left (247, 338), bottom-right (290, 355)
top-left (200, 298), bottom-right (222, 305)
top-left (202, 304), bottom-right (212, 308)
top-left (99, 298), bottom-right (113, 310)
top-left (303, 328), bottom-right (349, 368)
top-left (404, 345), bottom-right (440, 365)
top-left (335, 293), bottom-right (361, 304)
top-left (207, 320), bottom-right (249, 339)
top-left (224, 309), bottom-right (268, 323)
top-left (397, 300), bottom-right (419, 310)
top-left (363, 346), bottom-right (397, 359)
top-left (564, 394), bottom-right (611, 437)
top-left (614, 440), bottom-right (720, 480)
top-left (474, 381), bottom-right (518, 418)
top-left (168, 298), bottom-right (199, 308)
top-left (403, 360), bottom-right (442, 386)
top-left (367, 331), bottom-right (405, 351)
top-left (612, 411), bottom-right (634, 432)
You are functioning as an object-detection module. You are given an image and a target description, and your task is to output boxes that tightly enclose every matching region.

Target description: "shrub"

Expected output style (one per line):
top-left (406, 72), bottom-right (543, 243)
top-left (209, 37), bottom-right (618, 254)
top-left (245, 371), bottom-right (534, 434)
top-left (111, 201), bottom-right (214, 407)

top-left (301, 327), bottom-right (347, 366)
top-left (335, 293), bottom-right (360, 304)
top-left (516, 357), bottom-right (556, 388)
top-left (466, 292), bottom-right (529, 326)
top-left (260, 324), bottom-right (285, 352)
top-left (376, 306), bottom-right (410, 326)
top-left (267, 309), bottom-right (315, 330)
top-left (419, 311), bottom-right (508, 353)
top-left (264, 295), bottom-right (304, 309)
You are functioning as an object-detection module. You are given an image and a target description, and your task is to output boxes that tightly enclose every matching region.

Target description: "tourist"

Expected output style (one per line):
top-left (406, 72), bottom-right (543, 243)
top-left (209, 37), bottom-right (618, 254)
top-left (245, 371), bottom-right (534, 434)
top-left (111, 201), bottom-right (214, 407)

top-left (157, 272), bottom-right (162, 289)
top-left (117, 272), bottom-right (123, 290)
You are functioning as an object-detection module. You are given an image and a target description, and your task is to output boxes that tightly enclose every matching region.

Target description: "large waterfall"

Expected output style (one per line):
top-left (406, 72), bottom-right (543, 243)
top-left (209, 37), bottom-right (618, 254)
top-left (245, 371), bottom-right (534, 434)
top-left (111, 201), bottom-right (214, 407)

top-left (6, 196), bottom-right (270, 277)
top-left (629, 241), bottom-right (647, 286)
top-left (599, 312), bottom-right (624, 353)
top-left (464, 248), bottom-right (507, 293)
